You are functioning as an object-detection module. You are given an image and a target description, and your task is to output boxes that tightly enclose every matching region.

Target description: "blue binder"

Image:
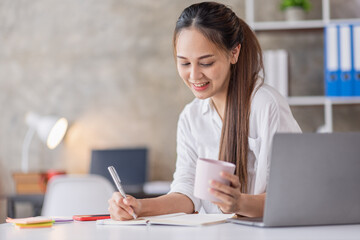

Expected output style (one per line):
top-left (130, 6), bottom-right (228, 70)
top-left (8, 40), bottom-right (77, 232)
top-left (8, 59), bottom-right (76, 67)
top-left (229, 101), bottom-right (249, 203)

top-left (324, 25), bottom-right (340, 96)
top-left (353, 24), bottom-right (360, 96)
top-left (339, 24), bottom-right (353, 96)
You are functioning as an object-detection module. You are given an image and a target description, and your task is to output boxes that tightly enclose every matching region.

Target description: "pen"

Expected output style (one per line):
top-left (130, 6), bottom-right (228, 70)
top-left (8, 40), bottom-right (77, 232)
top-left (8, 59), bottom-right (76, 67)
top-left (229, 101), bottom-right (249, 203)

top-left (108, 166), bottom-right (137, 219)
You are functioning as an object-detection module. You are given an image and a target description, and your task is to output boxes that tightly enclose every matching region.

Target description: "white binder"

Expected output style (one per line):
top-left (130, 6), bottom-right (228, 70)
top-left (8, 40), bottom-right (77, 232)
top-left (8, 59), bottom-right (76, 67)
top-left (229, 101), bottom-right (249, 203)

top-left (277, 49), bottom-right (288, 97)
top-left (263, 49), bottom-right (289, 97)
top-left (263, 50), bottom-right (276, 90)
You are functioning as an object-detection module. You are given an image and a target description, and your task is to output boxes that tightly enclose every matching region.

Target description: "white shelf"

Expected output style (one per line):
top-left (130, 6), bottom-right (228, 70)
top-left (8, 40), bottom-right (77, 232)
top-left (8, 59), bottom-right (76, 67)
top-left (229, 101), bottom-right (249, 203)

top-left (287, 96), bottom-right (360, 133)
top-left (288, 96), bottom-right (360, 106)
top-left (253, 20), bottom-right (325, 31)
top-left (252, 19), bottom-right (360, 31)
top-left (329, 18), bottom-right (360, 25)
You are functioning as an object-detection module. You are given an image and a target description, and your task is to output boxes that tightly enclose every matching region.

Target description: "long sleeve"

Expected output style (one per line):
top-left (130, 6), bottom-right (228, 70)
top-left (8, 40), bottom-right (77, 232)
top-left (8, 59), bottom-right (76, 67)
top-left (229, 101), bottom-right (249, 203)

top-left (168, 110), bottom-right (202, 212)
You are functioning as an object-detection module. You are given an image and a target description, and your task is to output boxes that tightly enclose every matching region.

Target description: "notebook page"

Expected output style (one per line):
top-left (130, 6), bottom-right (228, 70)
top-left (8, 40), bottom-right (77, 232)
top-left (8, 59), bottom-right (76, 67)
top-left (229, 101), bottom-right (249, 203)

top-left (149, 214), bottom-right (235, 226)
top-left (96, 213), bottom-right (185, 225)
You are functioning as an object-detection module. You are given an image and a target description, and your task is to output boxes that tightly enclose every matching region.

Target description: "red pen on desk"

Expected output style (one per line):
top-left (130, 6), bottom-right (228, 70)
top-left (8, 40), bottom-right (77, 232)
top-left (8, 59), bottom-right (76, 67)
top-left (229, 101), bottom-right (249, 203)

top-left (73, 214), bottom-right (110, 221)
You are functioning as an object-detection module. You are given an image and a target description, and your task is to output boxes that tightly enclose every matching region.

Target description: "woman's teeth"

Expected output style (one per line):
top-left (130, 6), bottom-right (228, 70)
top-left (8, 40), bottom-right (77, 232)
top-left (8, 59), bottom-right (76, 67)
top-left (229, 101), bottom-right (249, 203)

top-left (193, 82), bottom-right (209, 87)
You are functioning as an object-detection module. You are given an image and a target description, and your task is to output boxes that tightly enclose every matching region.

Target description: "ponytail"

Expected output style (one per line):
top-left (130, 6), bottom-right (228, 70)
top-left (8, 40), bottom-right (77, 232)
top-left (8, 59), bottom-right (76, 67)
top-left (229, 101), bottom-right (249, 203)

top-left (219, 17), bottom-right (264, 193)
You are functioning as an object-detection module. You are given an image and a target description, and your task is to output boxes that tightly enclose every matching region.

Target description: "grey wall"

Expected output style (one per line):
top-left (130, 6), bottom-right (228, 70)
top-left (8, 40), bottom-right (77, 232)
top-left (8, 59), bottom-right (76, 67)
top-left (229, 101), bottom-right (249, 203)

top-left (1, 0), bottom-right (359, 221)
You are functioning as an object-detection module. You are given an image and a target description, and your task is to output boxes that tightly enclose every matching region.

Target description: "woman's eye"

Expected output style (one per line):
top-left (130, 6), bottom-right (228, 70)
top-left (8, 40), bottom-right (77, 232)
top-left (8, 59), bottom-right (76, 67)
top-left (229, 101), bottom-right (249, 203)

top-left (181, 62), bottom-right (190, 66)
top-left (200, 62), bottom-right (214, 67)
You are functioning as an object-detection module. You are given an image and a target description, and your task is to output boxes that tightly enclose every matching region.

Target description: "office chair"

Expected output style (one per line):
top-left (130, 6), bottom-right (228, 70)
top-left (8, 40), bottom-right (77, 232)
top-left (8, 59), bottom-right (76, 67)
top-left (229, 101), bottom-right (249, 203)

top-left (90, 148), bottom-right (148, 194)
top-left (41, 175), bottom-right (115, 216)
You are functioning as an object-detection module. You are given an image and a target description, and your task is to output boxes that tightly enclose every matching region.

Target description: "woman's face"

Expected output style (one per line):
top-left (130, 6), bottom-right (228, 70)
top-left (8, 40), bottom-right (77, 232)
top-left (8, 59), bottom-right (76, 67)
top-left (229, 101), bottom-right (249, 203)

top-left (175, 28), bottom-right (236, 100)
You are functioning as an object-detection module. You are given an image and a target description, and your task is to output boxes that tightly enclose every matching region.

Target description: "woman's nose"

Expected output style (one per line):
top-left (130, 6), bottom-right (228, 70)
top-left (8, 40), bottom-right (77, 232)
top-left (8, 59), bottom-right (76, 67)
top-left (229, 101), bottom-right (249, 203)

top-left (190, 65), bottom-right (203, 80)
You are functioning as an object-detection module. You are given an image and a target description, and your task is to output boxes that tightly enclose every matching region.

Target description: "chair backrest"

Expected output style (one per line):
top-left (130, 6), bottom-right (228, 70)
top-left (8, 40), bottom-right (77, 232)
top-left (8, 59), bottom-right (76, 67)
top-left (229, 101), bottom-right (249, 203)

top-left (90, 148), bottom-right (147, 193)
top-left (41, 174), bottom-right (115, 216)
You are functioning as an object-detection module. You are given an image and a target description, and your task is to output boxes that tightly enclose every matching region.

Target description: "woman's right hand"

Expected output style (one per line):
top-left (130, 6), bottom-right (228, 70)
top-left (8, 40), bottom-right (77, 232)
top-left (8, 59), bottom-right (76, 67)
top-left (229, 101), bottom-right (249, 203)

top-left (108, 192), bottom-right (141, 221)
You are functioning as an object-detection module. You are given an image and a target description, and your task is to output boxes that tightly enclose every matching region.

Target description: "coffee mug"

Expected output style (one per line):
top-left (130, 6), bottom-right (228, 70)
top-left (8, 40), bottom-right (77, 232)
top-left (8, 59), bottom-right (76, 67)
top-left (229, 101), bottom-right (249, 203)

top-left (193, 158), bottom-right (236, 202)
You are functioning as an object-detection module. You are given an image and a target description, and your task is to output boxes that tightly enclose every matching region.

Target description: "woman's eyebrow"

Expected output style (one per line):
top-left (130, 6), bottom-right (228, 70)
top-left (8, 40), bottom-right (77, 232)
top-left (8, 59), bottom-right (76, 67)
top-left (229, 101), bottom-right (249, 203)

top-left (199, 54), bottom-right (214, 59)
top-left (177, 54), bottom-right (215, 60)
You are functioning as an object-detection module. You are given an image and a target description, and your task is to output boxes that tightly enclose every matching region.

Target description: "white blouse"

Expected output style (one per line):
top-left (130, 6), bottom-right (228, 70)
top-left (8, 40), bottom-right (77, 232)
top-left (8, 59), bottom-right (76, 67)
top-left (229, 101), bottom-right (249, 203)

top-left (169, 83), bottom-right (302, 213)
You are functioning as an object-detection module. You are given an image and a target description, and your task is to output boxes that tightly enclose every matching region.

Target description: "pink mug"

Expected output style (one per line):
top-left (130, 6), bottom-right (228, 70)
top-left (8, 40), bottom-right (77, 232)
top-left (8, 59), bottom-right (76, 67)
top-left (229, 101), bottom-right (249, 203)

top-left (194, 158), bottom-right (236, 202)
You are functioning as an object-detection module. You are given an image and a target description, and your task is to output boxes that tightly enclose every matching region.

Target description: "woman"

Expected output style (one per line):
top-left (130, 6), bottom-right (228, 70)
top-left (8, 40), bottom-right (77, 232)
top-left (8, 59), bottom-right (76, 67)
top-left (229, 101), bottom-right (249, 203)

top-left (108, 2), bottom-right (301, 220)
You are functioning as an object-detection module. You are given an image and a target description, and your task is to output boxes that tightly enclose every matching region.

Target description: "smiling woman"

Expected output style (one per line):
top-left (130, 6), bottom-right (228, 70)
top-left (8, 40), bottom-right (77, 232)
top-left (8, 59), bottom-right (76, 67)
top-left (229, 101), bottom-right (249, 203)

top-left (108, 1), bottom-right (301, 220)
top-left (175, 28), bottom-right (234, 103)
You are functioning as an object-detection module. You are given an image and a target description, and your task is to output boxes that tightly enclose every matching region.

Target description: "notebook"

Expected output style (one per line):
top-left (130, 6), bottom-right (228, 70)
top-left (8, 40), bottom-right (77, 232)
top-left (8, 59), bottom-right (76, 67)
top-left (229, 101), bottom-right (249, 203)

top-left (227, 132), bottom-right (360, 227)
top-left (97, 213), bottom-right (234, 227)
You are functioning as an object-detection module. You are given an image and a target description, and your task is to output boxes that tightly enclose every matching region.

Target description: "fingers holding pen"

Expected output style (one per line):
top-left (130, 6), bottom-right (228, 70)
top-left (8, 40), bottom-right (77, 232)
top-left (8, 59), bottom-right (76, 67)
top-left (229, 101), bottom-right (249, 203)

top-left (108, 199), bottom-right (133, 221)
top-left (108, 192), bottom-right (138, 220)
top-left (123, 195), bottom-right (139, 218)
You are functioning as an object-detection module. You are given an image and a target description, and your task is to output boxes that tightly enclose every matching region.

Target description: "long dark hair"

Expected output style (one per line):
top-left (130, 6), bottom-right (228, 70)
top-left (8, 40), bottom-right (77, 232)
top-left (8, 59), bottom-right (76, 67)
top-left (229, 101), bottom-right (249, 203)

top-left (173, 2), bottom-right (264, 193)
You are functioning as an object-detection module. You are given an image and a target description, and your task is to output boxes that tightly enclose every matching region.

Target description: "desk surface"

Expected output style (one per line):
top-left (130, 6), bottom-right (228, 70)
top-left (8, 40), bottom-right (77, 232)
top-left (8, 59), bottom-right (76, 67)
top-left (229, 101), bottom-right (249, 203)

top-left (1, 221), bottom-right (360, 240)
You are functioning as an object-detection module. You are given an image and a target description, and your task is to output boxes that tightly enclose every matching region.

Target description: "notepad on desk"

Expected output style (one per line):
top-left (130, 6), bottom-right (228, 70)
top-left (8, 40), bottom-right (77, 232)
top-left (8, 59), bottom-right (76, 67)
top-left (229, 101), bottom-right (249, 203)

top-left (6, 217), bottom-right (55, 229)
top-left (97, 213), bottom-right (234, 227)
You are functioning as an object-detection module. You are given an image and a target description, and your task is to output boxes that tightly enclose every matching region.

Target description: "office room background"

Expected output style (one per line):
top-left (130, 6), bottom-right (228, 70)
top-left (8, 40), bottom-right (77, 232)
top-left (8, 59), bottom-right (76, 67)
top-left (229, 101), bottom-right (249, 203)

top-left (0, 0), bottom-right (360, 222)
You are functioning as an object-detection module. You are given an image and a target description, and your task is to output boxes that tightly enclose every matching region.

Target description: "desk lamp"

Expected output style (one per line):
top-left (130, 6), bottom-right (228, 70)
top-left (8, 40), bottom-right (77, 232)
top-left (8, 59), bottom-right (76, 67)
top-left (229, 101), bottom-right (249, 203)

top-left (21, 112), bottom-right (68, 173)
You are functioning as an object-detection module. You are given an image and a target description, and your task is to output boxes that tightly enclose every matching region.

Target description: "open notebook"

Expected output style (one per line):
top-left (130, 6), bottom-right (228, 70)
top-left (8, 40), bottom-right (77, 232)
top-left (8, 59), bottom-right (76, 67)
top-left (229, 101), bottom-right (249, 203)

top-left (97, 213), bottom-right (234, 227)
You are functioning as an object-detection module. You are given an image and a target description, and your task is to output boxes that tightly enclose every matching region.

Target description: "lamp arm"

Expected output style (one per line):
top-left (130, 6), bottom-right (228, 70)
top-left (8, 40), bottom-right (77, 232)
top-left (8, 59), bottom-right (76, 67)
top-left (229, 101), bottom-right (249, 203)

top-left (21, 127), bottom-right (36, 173)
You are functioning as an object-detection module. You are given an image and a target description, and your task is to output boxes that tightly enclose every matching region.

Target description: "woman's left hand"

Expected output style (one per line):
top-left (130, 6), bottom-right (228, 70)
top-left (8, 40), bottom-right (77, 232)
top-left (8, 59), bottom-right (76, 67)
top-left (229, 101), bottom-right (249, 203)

top-left (209, 171), bottom-right (242, 214)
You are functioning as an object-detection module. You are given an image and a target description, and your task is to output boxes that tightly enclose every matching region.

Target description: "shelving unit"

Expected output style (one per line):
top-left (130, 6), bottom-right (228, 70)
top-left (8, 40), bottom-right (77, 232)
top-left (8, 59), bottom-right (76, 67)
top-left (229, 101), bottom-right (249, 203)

top-left (246, 0), bottom-right (360, 31)
top-left (288, 96), bottom-right (360, 132)
top-left (245, 0), bottom-right (360, 132)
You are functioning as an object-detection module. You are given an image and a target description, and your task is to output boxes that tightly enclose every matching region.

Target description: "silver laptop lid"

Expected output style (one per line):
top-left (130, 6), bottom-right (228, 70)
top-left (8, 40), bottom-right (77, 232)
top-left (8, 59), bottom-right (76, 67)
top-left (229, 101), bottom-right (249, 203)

top-left (263, 132), bottom-right (360, 227)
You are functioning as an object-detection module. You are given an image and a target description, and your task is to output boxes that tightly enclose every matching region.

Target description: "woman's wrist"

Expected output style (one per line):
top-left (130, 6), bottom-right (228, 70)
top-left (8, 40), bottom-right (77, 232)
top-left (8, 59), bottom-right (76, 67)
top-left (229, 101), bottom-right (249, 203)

top-left (235, 193), bottom-right (265, 218)
top-left (137, 198), bottom-right (151, 217)
top-left (137, 196), bottom-right (171, 217)
top-left (235, 193), bottom-right (245, 216)
top-left (137, 193), bottom-right (195, 217)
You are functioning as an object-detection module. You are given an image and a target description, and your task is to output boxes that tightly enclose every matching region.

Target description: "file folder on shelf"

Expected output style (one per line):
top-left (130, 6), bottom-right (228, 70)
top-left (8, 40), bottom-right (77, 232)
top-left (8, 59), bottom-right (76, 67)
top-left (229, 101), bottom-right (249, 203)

top-left (263, 49), bottom-right (288, 98)
top-left (263, 50), bottom-right (277, 91)
top-left (353, 24), bottom-right (360, 96)
top-left (277, 50), bottom-right (289, 97)
top-left (324, 25), bottom-right (340, 96)
top-left (339, 24), bottom-right (353, 96)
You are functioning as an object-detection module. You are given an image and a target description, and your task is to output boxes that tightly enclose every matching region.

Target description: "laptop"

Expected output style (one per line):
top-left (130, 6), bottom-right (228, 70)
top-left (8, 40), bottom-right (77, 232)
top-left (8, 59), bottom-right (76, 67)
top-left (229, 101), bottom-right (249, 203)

top-left (227, 132), bottom-right (360, 227)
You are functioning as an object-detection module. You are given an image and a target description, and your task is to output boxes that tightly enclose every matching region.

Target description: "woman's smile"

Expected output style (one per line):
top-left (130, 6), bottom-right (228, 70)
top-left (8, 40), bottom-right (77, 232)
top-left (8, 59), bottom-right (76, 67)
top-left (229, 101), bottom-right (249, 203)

top-left (191, 81), bottom-right (210, 91)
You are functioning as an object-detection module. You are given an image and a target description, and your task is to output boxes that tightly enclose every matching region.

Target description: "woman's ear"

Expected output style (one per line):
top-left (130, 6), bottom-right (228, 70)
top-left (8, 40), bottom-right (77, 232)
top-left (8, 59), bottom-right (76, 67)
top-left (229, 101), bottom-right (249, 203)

top-left (230, 44), bottom-right (241, 64)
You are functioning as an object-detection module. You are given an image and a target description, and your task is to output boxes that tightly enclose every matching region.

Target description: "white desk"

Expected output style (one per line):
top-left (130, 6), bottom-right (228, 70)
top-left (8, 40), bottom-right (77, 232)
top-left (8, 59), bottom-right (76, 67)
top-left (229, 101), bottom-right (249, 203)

top-left (1, 221), bottom-right (360, 240)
